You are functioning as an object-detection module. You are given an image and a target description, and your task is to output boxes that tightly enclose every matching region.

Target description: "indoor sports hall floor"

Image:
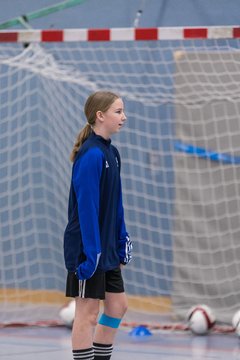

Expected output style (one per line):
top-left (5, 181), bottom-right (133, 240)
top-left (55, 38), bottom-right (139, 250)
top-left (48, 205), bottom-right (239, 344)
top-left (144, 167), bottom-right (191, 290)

top-left (1, 324), bottom-right (240, 359)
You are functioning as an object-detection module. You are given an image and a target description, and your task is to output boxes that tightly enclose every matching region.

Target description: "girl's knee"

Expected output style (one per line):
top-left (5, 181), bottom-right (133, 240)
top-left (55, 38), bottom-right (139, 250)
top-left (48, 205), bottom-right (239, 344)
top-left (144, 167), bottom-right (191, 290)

top-left (105, 295), bottom-right (128, 318)
top-left (75, 310), bottom-right (99, 328)
top-left (74, 298), bottom-right (100, 327)
top-left (121, 297), bottom-right (128, 316)
top-left (85, 305), bottom-right (99, 326)
top-left (89, 311), bottom-right (99, 326)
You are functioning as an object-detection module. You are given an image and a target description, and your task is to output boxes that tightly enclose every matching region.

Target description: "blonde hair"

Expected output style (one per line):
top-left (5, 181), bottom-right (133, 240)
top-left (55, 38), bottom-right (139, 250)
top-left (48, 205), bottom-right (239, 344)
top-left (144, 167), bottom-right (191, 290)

top-left (70, 91), bottom-right (120, 162)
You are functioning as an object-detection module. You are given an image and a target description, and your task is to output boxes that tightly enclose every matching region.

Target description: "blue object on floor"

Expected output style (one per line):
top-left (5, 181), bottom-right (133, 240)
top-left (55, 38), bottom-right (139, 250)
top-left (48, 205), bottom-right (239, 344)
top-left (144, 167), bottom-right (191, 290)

top-left (129, 325), bottom-right (152, 337)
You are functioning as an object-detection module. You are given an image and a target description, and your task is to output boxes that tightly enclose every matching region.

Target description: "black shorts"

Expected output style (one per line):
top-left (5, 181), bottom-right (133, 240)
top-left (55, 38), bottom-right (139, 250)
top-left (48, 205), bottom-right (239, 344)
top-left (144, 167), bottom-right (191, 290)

top-left (65, 267), bottom-right (124, 300)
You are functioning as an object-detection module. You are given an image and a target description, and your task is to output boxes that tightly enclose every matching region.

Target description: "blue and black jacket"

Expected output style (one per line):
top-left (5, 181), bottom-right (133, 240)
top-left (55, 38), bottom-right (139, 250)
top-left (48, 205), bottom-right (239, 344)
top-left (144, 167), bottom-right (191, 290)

top-left (64, 132), bottom-right (132, 280)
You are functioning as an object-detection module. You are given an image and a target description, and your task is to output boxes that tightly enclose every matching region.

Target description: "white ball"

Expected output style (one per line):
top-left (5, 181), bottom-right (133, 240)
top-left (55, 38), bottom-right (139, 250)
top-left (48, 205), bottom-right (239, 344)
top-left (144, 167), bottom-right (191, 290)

top-left (59, 300), bottom-right (75, 328)
top-left (187, 305), bottom-right (215, 335)
top-left (232, 310), bottom-right (240, 336)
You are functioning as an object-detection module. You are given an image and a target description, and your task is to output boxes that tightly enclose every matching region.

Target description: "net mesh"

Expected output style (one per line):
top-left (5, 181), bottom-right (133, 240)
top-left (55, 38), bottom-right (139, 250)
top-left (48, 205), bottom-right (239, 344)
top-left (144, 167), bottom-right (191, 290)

top-left (1, 35), bottom-right (240, 325)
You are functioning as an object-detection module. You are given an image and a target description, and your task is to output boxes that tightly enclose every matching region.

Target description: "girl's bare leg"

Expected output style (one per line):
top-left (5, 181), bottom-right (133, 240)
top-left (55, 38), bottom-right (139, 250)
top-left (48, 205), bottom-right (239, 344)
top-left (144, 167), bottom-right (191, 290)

top-left (93, 292), bottom-right (128, 344)
top-left (72, 297), bottom-right (100, 349)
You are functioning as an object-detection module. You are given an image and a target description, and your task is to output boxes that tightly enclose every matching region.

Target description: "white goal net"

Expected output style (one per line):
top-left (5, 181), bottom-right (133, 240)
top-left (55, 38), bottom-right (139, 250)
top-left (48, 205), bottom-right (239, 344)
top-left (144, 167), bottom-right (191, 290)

top-left (1, 27), bottom-right (240, 325)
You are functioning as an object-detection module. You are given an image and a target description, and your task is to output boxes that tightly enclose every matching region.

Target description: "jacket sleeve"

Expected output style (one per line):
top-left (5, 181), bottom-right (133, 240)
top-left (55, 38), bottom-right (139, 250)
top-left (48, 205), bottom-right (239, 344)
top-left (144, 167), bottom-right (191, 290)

top-left (117, 178), bottom-right (132, 265)
top-left (72, 147), bottom-right (103, 280)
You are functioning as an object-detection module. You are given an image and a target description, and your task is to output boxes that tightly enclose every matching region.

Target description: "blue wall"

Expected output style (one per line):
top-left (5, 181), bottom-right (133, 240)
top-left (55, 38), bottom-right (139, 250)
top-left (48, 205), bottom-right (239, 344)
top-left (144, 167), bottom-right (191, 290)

top-left (0, 0), bottom-right (239, 29)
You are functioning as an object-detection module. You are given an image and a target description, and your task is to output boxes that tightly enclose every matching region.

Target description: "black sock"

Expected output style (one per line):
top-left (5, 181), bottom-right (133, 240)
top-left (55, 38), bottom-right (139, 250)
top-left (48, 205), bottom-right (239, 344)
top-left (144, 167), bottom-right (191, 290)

top-left (72, 347), bottom-right (94, 360)
top-left (93, 342), bottom-right (113, 360)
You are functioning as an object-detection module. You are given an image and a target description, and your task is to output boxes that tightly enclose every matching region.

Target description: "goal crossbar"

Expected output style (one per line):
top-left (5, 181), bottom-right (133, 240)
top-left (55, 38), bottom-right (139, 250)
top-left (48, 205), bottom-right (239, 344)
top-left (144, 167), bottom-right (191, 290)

top-left (0, 26), bottom-right (240, 43)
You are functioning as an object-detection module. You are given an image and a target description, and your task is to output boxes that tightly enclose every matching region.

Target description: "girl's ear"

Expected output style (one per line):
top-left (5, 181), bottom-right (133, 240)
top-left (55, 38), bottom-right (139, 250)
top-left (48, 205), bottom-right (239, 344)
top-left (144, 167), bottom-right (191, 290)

top-left (96, 110), bottom-right (104, 123)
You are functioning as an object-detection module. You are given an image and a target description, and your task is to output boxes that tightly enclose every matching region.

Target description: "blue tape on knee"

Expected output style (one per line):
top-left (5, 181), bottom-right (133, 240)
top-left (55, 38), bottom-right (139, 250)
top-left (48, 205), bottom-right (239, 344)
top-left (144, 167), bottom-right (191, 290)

top-left (98, 313), bottom-right (121, 328)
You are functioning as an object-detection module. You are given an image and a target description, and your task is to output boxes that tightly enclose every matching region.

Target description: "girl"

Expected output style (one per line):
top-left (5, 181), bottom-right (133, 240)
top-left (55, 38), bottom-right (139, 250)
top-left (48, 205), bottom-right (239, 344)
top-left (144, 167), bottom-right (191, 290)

top-left (64, 91), bottom-right (132, 360)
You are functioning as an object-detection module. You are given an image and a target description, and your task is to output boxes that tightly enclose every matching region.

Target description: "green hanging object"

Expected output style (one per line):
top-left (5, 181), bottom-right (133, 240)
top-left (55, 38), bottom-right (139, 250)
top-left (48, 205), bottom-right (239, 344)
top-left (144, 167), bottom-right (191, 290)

top-left (0, 0), bottom-right (88, 29)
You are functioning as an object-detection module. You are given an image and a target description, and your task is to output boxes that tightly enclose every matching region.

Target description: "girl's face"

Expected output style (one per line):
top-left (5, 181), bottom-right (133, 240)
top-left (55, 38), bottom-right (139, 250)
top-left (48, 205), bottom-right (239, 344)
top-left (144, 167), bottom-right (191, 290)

top-left (97, 98), bottom-right (127, 138)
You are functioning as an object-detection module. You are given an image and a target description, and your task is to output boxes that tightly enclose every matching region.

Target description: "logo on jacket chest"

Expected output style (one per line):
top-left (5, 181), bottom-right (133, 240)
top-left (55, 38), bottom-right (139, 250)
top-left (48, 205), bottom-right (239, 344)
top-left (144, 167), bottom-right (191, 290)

top-left (105, 157), bottom-right (119, 168)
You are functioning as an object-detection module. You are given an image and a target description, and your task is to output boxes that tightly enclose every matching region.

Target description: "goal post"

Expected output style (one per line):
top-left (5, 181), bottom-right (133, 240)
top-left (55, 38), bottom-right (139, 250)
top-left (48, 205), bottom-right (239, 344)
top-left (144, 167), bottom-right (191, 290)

top-left (1, 26), bottom-right (240, 326)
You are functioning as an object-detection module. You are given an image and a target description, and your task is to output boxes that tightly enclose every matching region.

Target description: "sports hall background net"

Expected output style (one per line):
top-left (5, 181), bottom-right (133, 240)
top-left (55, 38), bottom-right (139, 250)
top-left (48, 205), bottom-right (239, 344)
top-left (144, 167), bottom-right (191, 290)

top-left (0, 27), bottom-right (240, 325)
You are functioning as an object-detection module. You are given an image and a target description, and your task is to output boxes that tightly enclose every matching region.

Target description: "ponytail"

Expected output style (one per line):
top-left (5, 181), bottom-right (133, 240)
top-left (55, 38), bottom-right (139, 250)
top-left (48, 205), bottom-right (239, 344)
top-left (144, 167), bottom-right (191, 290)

top-left (70, 123), bottom-right (92, 162)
